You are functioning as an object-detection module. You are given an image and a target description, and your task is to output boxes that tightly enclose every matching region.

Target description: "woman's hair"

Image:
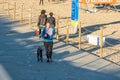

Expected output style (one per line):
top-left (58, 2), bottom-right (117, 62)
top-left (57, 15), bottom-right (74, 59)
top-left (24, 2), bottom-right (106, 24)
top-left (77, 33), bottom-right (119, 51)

top-left (41, 10), bottom-right (46, 14)
top-left (49, 12), bottom-right (53, 17)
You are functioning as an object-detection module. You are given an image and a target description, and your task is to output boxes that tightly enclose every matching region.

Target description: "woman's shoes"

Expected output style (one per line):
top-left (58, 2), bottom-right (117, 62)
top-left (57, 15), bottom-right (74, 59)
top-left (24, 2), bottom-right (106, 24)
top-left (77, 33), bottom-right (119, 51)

top-left (47, 59), bottom-right (49, 62)
top-left (47, 58), bottom-right (52, 63)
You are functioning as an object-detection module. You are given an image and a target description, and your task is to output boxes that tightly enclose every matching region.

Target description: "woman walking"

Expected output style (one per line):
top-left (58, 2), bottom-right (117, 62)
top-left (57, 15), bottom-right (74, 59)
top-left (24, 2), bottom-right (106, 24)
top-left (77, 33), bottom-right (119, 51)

top-left (37, 10), bottom-right (47, 37)
top-left (41, 22), bottom-right (55, 62)
top-left (47, 12), bottom-right (56, 28)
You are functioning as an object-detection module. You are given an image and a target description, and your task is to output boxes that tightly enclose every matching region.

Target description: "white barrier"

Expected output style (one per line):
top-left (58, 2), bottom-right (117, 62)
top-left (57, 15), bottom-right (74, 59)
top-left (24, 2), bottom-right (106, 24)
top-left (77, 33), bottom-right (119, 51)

top-left (87, 35), bottom-right (106, 46)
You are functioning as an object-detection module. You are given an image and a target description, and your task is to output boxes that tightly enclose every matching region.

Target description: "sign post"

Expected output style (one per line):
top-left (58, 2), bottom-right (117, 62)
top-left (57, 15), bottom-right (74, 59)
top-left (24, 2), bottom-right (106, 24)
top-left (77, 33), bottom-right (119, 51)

top-left (71, 0), bottom-right (79, 34)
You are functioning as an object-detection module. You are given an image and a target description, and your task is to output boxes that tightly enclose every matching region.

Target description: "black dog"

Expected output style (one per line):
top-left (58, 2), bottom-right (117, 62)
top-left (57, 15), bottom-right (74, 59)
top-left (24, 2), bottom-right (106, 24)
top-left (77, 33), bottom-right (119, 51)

top-left (37, 46), bottom-right (43, 62)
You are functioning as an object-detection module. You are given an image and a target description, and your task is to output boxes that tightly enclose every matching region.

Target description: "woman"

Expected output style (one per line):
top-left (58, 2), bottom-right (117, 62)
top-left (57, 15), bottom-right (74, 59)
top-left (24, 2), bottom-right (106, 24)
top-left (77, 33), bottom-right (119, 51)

top-left (41, 22), bottom-right (55, 62)
top-left (47, 12), bottom-right (56, 28)
top-left (37, 10), bottom-right (47, 37)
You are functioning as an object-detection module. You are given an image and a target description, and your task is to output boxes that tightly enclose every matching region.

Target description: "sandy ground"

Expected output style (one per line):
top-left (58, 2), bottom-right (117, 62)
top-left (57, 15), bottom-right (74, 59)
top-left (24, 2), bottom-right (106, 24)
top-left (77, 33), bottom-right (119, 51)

top-left (0, 0), bottom-right (120, 64)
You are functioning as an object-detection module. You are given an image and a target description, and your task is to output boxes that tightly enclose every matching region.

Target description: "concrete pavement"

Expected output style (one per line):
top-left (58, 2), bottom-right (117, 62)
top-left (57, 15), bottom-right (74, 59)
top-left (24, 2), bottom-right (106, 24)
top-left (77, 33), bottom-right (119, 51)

top-left (0, 15), bottom-right (120, 80)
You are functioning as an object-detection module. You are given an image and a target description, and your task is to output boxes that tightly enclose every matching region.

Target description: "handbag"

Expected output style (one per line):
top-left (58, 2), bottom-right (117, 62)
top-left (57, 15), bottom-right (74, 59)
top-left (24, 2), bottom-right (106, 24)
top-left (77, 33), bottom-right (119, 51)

top-left (35, 29), bottom-right (41, 35)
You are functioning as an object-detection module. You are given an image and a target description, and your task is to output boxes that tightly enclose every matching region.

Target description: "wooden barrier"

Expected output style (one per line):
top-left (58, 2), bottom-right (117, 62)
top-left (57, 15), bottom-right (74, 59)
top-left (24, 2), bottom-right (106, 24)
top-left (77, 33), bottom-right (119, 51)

top-left (29, 8), bottom-right (32, 26)
top-left (78, 21), bottom-right (82, 49)
top-left (2, 0), bottom-right (4, 14)
top-left (20, 3), bottom-right (23, 23)
top-left (66, 19), bottom-right (69, 43)
top-left (56, 16), bottom-right (59, 40)
top-left (100, 27), bottom-right (103, 57)
top-left (7, 0), bottom-right (10, 16)
top-left (13, 1), bottom-right (16, 19)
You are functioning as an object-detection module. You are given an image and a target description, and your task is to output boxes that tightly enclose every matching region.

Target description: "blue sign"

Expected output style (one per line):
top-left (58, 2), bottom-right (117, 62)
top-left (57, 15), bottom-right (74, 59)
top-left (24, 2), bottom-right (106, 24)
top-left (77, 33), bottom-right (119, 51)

top-left (71, 0), bottom-right (79, 21)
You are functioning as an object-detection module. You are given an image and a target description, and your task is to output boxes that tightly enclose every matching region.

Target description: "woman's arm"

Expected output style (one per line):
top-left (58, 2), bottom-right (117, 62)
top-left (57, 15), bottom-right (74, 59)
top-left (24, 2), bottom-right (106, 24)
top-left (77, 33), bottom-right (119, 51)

top-left (41, 27), bottom-right (46, 38)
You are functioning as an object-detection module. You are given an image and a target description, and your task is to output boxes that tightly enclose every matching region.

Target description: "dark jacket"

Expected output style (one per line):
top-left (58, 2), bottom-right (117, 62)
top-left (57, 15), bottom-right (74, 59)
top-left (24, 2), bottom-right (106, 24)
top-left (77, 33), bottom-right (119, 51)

top-left (47, 17), bottom-right (56, 27)
top-left (37, 14), bottom-right (47, 26)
